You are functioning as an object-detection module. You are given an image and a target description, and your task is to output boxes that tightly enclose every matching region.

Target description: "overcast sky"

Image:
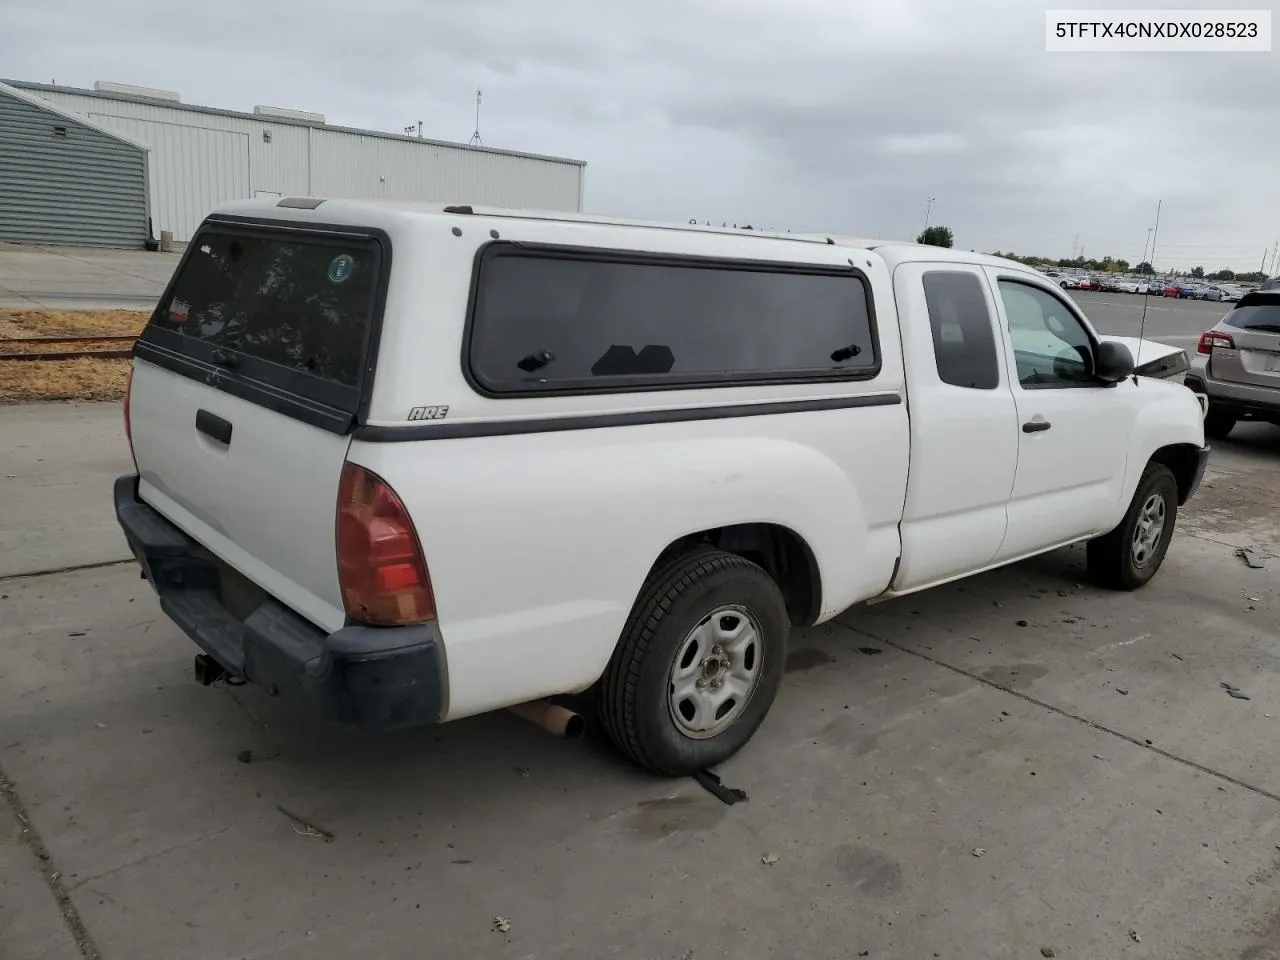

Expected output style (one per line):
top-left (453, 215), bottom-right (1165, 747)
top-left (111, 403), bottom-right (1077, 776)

top-left (4, 0), bottom-right (1277, 271)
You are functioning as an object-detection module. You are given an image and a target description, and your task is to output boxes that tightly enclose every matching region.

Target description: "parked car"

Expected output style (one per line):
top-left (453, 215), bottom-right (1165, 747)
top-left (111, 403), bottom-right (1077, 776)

top-left (1058, 276), bottom-right (1080, 289)
top-left (1187, 289), bottom-right (1280, 438)
top-left (1113, 279), bottom-right (1141, 294)
top-left (1195, 285), bottom-right (1230, 301)
top-left (114, 199), bottom-right (1210, 775)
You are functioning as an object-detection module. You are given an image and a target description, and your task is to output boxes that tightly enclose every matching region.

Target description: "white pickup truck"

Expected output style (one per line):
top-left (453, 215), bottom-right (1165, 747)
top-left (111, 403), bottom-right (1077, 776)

top-left (115, 199), bottom-right (1210, 776)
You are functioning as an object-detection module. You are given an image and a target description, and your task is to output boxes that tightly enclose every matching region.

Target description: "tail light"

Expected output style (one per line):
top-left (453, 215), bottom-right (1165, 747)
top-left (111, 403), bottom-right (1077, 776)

top-left (123, 365), bottom-right (138, 472)
top-left (1196, 331), bottom-right (1235, 355)
top-left (336, 462), bottom-right (436, 626)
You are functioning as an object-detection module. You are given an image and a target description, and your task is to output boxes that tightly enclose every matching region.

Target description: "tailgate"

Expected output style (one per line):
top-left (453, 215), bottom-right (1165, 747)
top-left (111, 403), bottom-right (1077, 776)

top-left (129, 219), bottom-right (388, 632)
top-left (1211, 295), bottom-right (1280, 390)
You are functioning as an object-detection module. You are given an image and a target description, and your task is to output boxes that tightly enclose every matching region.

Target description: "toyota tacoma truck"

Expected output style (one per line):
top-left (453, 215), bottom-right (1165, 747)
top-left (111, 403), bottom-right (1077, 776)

top-left (116, 199), bottom-right (1210, 775)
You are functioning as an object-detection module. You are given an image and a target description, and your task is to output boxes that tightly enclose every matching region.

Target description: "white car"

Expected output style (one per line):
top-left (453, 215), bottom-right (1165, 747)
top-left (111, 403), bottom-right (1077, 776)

top-left (1113, 279), bottom-right (1141, 294)
top-left (115, 199), bottom-right (1210, 775)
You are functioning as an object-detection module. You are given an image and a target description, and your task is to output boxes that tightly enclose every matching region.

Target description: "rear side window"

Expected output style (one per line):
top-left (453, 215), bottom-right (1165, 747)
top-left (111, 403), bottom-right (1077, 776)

top-left (145, 226), bottom-right (383, 409)
top-left (921, 271), bottom-right (999, 390)
top-left (1224, 295), bottom-right (1280, 332)
top-left (466, 246), bottom-right (879, 394)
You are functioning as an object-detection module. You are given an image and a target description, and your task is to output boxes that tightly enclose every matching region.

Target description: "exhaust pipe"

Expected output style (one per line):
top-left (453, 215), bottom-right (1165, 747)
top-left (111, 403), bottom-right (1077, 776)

top-left (507, 699), bottom-right (585, 740)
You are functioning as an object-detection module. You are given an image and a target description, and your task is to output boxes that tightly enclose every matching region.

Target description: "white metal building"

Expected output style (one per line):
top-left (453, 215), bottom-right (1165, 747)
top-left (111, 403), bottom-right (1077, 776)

top-left (3, 79), bottom-right (586, 245)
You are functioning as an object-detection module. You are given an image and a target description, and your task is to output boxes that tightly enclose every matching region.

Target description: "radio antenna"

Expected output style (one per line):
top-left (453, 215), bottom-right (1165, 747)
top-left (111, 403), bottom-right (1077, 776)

top-left (1135, 199), bottom-right (1162, 376)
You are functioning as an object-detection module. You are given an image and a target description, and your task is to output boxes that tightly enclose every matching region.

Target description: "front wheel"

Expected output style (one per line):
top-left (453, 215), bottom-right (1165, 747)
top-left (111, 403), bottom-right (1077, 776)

top-left (1086, 463), bottom-right (1179, 590)
top-left (599, 549), bottom-right (789, 776)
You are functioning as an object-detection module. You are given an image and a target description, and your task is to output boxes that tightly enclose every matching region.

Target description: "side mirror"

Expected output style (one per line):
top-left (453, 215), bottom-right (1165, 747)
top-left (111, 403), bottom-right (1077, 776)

top-left (1094, 340), bottom-right (1135, 383)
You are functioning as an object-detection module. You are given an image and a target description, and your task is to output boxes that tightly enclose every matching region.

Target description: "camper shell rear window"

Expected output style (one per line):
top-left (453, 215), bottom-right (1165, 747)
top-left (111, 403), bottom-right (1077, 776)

top-left (138, 220), bottom-right (388, 429)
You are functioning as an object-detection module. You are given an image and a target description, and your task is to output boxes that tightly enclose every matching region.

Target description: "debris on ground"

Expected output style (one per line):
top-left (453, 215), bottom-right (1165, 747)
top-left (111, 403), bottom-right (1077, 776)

top-left (1041, 948), bottom-right (1057, 958)
top-left (1236, 547), bottom-right (1266, 569)
top-left (693, 768), bottom-right (748, 805)
top-left (493, 917), bottom-right (511, 933)
top-left (1129, 929), bottom-right (1141, 943)
top-left (1016, 620), bottom-right (1029, 627)
top-left (761, 853), bottom-right (779, 865)
top-left (237, 750), bottom-right (253, 764)
top-left (1116, 688), bottom-right (1129, 696)
top-left (276, 805), bottom-right (336, 841)
top-left (971, 847), bottom-right (985, 858)
top-left (1221, 682), bottom-right (1251, 701)
top-left (857, 647), bottom-right (883, 656)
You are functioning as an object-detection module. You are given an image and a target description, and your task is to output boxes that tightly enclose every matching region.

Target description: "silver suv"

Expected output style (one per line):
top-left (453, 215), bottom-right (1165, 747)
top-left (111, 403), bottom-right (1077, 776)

top-left (1188, 289), bottom-right (1280, 438)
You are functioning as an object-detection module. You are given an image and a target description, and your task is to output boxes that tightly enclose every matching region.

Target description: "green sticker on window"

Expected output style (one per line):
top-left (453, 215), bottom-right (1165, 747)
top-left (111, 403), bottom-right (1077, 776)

top-left (327, 254), bottom-right (355, 284)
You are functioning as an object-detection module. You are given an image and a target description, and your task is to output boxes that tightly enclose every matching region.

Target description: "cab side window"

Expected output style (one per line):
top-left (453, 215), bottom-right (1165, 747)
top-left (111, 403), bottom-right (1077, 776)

top-left (997, 280), bottom-right (1095, 388)
top-left (922, 271), bottom-right (1000, 389)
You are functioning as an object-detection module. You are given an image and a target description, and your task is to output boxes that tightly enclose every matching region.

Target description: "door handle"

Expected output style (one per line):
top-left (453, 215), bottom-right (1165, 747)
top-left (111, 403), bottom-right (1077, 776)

top-left (196, 409), bottom-right (233, 445)
top-left (1022, 420), bottom-right (1052, 433)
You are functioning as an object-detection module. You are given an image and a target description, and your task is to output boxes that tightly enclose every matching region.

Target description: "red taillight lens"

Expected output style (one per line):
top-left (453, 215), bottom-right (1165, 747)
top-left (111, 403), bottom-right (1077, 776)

top-left (1196, 331), bottom-right (1235, 355)
top-left (336, 462), bottom-right (436, 626)
top-left (123, 365), bottom-right (138, 472)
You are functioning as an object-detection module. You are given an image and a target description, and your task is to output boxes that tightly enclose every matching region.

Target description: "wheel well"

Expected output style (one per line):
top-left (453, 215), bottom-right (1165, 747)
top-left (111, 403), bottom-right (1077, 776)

top-left (656, 523), bottom-right (821, 626)
top-left (1149, 443), bottom-right (1202, 505)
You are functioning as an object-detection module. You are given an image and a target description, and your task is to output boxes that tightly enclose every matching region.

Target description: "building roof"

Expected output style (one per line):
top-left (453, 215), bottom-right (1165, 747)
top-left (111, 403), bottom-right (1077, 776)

top-left (3, 80), bottom-right (586, 168)
top-left (0, 81), bottom-right (150, 152)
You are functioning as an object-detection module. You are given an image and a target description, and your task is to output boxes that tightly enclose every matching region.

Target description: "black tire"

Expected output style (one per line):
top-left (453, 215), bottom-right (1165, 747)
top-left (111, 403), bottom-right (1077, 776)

top-left (1086, 463), bottom-right (1179, 590)
top-left (599, 548), bottom-right (789, 776)
top-left (1203, 406), bottom-right (1237, 440)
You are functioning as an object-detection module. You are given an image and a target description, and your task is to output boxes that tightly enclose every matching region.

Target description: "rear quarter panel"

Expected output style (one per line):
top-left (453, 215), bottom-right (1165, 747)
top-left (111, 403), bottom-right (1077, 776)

top-left (350, 404), bottom-right (908, 720)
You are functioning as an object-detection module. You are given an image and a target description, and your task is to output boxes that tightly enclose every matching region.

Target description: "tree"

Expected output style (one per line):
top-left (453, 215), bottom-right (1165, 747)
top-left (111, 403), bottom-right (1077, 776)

top-left (1209, 269), bottom-right (1235, 281)
top-left (916, 225), bottom-right (954, 248)
top-left (1135, 261), bottom-right (1154, 275)
top-left (1114, 259), bottom-right (1129, 273)
top-left (1190, 266), bottom-right (1205, 279)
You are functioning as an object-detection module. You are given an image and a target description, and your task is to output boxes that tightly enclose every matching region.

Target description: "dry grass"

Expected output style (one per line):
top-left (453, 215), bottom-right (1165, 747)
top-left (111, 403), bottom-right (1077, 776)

top-left (0, 309), bottom-right (148, 403)
top-left (0, 308), bottom-right (148, 339)
top-left (0, 357), bottom-right (132, 403)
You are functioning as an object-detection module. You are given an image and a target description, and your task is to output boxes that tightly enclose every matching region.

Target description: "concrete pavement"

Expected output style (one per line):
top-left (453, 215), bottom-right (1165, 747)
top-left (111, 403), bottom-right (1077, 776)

top-left (0, 403), bottom-right (1278, 959)
top-left (0, 244), bottom-right (179, 311)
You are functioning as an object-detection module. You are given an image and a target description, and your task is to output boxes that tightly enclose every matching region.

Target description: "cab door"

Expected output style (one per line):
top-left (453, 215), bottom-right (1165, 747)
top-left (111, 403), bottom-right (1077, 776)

top-left (891, 263), bottom-right (1020, 592)
top-left (984, 271), bottom-right (1138, 562)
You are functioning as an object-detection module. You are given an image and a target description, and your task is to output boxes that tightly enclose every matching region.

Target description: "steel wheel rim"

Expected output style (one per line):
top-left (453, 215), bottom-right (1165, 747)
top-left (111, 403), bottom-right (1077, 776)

top-left (1131, 492), bottom-right (1167, 567)
top-left (667, 604), bottom-right (763, 740)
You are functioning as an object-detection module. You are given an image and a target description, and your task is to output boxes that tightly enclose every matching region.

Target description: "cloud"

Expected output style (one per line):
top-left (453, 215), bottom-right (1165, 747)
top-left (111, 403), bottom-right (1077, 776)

top-left (2, 0), bottom-right (1277, 269)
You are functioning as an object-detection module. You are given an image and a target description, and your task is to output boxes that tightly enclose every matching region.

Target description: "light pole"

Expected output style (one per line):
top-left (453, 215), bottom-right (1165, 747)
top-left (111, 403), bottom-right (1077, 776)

top-left (924, 197), bottom-right (936, 231)
top-left (1142, 227), bottom-right (1153, 268)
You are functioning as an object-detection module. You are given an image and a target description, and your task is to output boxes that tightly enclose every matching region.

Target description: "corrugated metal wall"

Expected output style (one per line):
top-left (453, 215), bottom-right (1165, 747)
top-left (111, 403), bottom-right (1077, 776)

top-left (0, 87), bottom-right (148, 246)
top-left (24, 87), bottom-right (585, 243)
top-left (86, 115), bottom-right (251, 241)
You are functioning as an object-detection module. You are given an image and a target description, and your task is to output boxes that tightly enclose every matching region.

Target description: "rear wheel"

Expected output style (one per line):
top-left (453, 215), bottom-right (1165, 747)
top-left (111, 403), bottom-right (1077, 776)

top-left (1203, 406), bottom-right (1237, 440)
top-left (599, 548), bottom-right (788, 776)
top-left (1086, 463), bottom-right (1178, 590)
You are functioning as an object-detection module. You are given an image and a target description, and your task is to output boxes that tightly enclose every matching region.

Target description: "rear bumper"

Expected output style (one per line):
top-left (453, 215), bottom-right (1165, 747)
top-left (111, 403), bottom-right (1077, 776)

top-left (1184, 372), bottom-right (1280, 421)
top-left (114, 474), bottom-right (445, 732)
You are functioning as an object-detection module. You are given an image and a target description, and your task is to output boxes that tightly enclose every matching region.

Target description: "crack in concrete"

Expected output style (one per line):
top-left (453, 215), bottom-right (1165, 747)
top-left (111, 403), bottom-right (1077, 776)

top-left (842, 622), bottom-right (1280, 807)
top-left (0, 766), bottom-right (101, 959)
top-left (0, 558), bottom-right (133, 582)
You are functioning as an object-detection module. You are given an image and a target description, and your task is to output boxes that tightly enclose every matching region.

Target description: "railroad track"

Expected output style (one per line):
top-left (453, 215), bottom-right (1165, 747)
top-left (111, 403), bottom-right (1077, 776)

top-left (0, 334), bottom-right (138, 361)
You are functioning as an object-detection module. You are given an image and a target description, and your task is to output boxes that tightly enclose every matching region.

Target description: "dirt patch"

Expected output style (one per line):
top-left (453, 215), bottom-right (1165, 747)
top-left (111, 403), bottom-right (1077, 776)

top-left (0, 309), bottom-right (146, 402)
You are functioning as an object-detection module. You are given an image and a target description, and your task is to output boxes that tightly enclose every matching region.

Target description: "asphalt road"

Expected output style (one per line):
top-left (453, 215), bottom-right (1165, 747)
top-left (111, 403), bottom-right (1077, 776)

top-left (2, 403), bottom-right (1280, 960)
top-left (1068, 289), bottom-right (1229, 347)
